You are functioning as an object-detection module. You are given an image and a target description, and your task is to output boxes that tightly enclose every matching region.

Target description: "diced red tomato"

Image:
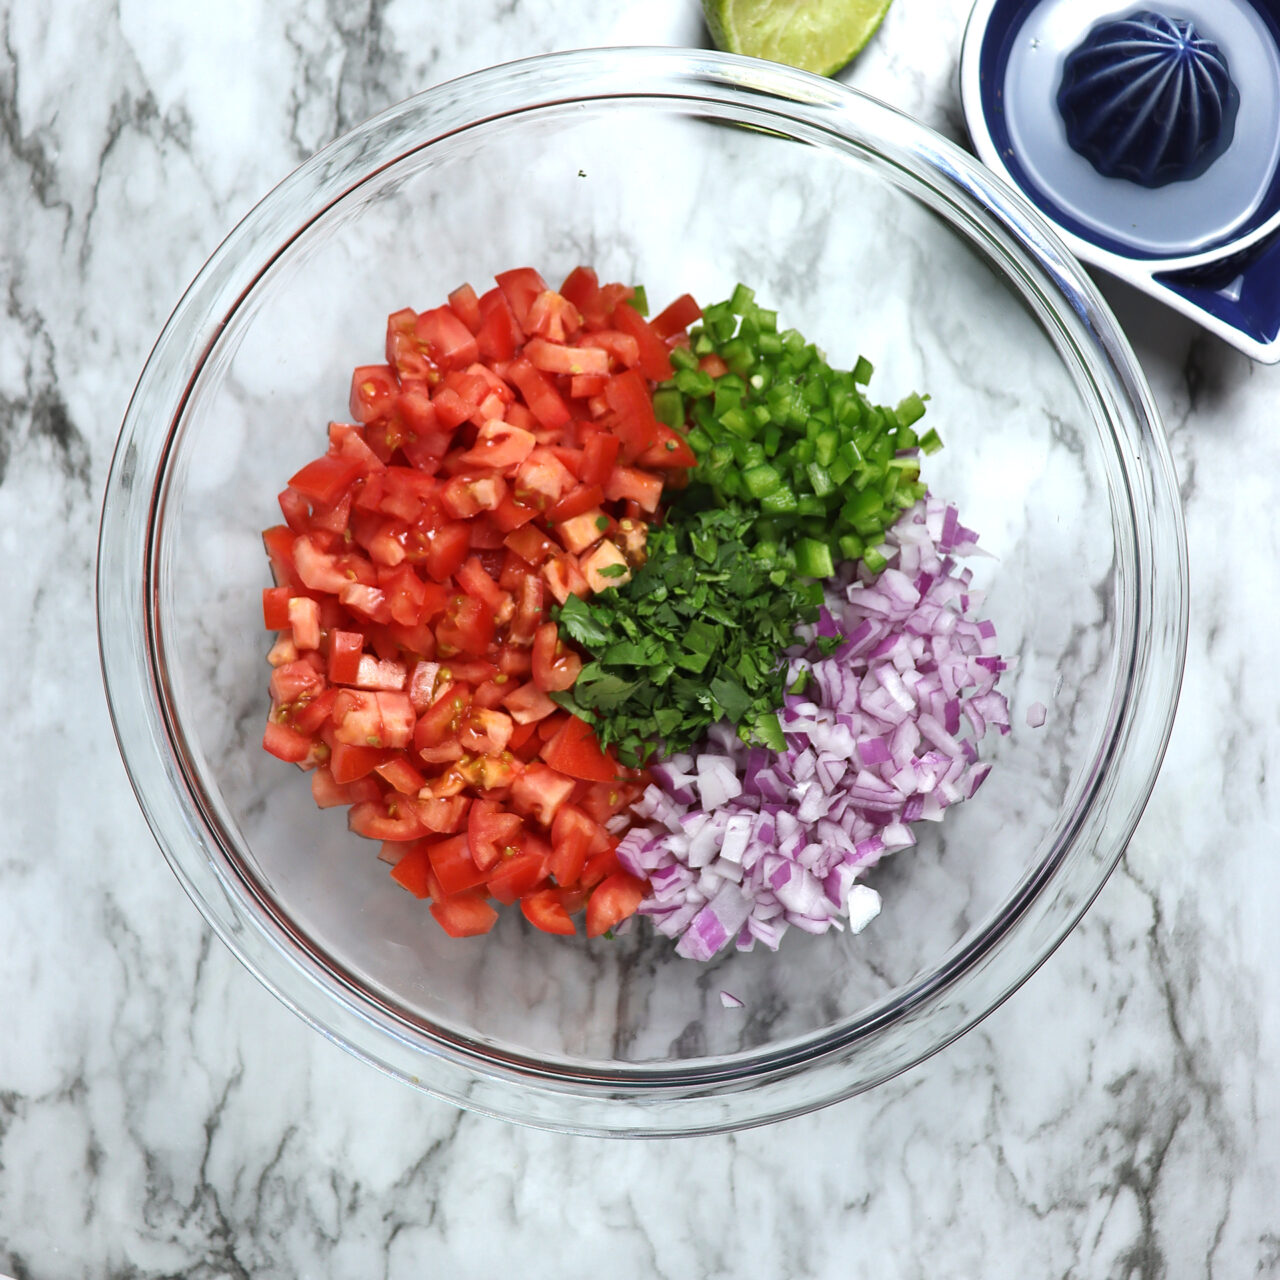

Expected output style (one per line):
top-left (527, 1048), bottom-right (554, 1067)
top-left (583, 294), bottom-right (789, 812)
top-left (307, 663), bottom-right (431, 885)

top-left (475, 288), bottom-right (522, 362)
top-left (328, 630), bottom-right (364, 684)
top-left (540, 714), bottom-right (620, 782)
top-left (415, 306), bottom-right (480, 372)
top-left (503, 523), bottom-right (560, 567)
top-left (348, 798), bottom-right (429, 842)
top-left (455, 555), bottom-right (510, 616)
top-left (427, 833), bottom-right (488, 896)
top-left (263, 719), bottom-right (312, 763)
top-left (508, 574), bottom-right (544, 647)
top-left (312, 766), bottom-right (381, 809)
top-left (510, 763), bottom-right (576, 827)
top-left (329, 740), bottom-right (394, 784)
top-left (458, 708), bottom-right (514, 755)
top-left (525, 290), bottom-right (582, 342)
top-left (350, 365), bottom-right (399, 423)
top-left (288, 453), bottom-right (364, 508)
top-left (261, 267), bottom-right (715, 939)
top-left (448, 283), bottom-right (482, 334)
top-left (494, 267), bottom-right (549, 327)
top-left (603, 465), bottom-right (663, 514)
top-left (375, 755), bottom-right (428, 795)
top-left (486, 845), bottom-right (550, 905)
top-left (547, 483), bottom-right (605, 525)
top-left (457, 419), bottom-right (537, 470)
top-left (550, 804), bottom-right (613, 887)
top-left (531, 623), bottom-right (582, 692)
top-left (638, 423), bottom-right (698, 470)
top-left (468, 800), bottom-right (524, 872)
top-left (389, 842), bottom-right (438, 899)
top-left (586, 872), bottom-right (648, 937)
top-left (435, 593), bottom-right (495, 658)
top-left (430, 892), bottom-right (499, 937)
top-left (332, 689), bottom-right (415, 750)
top-left (579, 432), bottom-right (621, 486)
top-left (521, 888), bottom-right (577, 935)
top-left (355, 654), bottom-right (407, 691)
top-left (649, 293), bottom-right (701, 340)
top-left (542, 554), bottom-right (589, 605)
top-left (524, 337), bottom-right (608, 377)
top-left (263, 585), bottom-right (293, 631)
top-left (505, 358), bottom-right (571, 430)
top-left (415, 793), bottom-right (470, 834)
top-left (502, 680), bottom-right (558, 724)
top-left (558, 265), bottom-right (600, 314)
top-left (421, 522), bottom-right (470, 583)
top-left (555, 508), bottom-right (608, 555)
top-left (610, 301), bottom-right (674, 381)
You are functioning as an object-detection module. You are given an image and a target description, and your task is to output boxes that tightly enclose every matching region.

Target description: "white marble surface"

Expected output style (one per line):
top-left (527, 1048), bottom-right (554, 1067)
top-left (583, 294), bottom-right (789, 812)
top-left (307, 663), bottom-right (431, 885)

top-left (2, 0), bottom-right (1279, 1275)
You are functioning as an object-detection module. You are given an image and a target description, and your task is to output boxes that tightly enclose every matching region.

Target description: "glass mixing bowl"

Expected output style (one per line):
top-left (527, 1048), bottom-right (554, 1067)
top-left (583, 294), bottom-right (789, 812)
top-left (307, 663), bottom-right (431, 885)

top-left (97, 48), bottom-right (1188, 1136)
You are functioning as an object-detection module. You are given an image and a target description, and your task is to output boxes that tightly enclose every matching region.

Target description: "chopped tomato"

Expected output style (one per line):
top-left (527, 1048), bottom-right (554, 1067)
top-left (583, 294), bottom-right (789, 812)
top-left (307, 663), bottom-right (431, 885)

top-left (649, 292), bottom-right (702, 340)
top-left (329, 741), bottom-right (394, 784)
top-left (603, 465), bottom-right (663, 514)
top-left (494, 266), bottom-right (549, 327)
top-left (415, 306), bottom-right (480, 372)
top-left (312, 767), bottom-right (381, 809)
top-left (328, 629), bottom-right (364, 684)
top-left (531, 623), bottom-right (582, 692)
top-left (348, 798), bottom-right (428, 842)
top-left (350, 364), bottom-right (399, 423)
top-left (427, 833), bottom-right (488, 896)
top-left (289, 453), bottom-right (365, 507)
top-left (540, 715), bottom-right (620, 782)
top-left (457, 419), bottom-right (537, 470)
top-left (421, 522), bottom-right (470, 583)
top-left (638, 423), bottom-right (698, 470)
top-left (375, 755), bottom-right (428, 795)
top-left (448, 283), bottom-right (482, 333)
top-left (502, 680), bottom-right (558, 724)
top-left (263, 585), bottom-right (293, 631)
top-left (506, 358), bottom-right (571, 430)
top-left (263, 719), bottom-right (312, 763)
top-left (475, 289), bottom-right (521, 362)
top-left (579, 432), bottom-right (621, 486)
top-left (468, 800), bottom-right (524, 871)
top-left (521, 888), bottom-right (576, 935)
top-left (261, 267), bottom-right (711, 940)
top-left (487, 844), bottom-right (550, 905)
top-left (586, 872), bottom-right (647, 937)
top-left (510, 763), bottom-right (576, 827)
top-left (436, 593), bottom-right (494, 658)
top-left (430, 892), bottom-right (499, 936)
top-left (610, 302), bottom-right (674, 381)
top-left (389, 842), bottom-right (438, 899)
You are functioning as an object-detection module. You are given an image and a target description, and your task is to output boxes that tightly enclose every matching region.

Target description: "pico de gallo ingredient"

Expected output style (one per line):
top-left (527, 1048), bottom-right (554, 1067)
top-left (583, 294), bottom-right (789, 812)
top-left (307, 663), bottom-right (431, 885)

top-left (260, 265), bottom-right (705, 939)
top-left (617, 495), bottom-right (1008, 959)
top-left (551, 288), bottom-right (939, 767)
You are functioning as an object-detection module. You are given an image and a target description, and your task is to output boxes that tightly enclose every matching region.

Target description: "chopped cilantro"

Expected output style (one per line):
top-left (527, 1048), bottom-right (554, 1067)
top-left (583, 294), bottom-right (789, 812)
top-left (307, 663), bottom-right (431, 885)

top-left (552, 498), bottom-right (823, 766)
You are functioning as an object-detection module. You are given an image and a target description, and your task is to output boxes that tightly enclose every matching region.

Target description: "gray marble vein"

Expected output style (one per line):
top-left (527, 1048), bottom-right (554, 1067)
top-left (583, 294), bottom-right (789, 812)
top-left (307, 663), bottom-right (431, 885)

top-left (2, 0), bottom-right (1279, 1276)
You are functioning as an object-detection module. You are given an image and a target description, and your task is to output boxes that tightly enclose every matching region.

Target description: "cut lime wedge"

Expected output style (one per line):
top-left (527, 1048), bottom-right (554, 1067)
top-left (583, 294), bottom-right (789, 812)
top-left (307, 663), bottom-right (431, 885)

top-left (703, 0), bottom-right (893, 76)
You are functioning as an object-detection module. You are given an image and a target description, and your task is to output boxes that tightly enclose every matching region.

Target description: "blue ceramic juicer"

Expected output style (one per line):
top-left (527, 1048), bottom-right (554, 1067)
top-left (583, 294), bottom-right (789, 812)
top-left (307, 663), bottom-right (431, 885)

top-left (961, 0), bottom-right (1280, 361)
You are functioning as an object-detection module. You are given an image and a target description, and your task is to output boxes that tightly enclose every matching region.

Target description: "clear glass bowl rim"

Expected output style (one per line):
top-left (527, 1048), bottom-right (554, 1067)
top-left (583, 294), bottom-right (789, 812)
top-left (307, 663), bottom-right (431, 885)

top-left (97, 46), bottom-right (1188, 1137)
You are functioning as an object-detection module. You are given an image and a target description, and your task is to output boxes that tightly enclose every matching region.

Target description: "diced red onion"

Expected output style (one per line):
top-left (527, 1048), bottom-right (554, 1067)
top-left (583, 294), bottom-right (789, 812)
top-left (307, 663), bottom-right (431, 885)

top-left (626, 494), bottom-right (1010, 961)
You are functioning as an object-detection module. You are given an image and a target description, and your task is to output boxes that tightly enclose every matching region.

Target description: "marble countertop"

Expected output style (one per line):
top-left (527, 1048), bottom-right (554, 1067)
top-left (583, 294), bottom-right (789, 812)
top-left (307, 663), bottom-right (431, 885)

top-left (3, 0), bottom-right (1279, 1275)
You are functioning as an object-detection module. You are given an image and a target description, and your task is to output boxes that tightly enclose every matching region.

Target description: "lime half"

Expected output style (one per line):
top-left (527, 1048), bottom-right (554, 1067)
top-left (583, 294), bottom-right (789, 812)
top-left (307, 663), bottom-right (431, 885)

top-left (703, 0), bottom-right (893, 76)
